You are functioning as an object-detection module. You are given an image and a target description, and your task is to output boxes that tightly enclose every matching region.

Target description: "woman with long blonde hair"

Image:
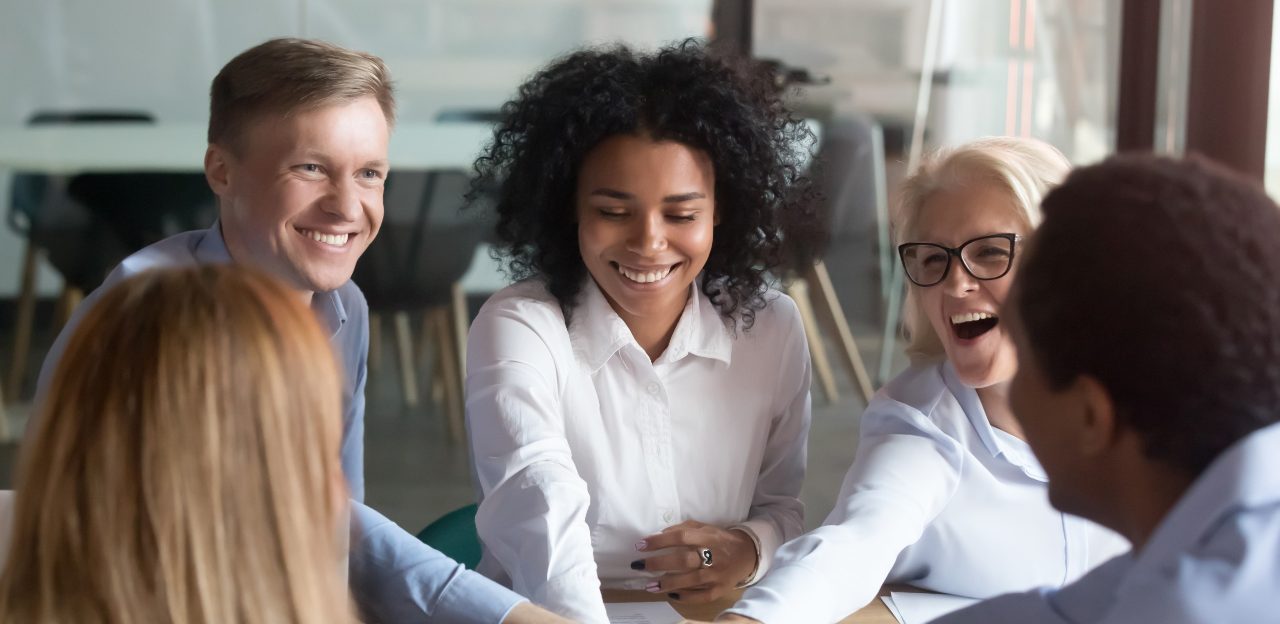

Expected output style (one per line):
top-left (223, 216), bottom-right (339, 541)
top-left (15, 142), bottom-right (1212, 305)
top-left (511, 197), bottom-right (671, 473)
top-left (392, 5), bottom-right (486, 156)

top-left (0, 265), bottom-right (354, 623)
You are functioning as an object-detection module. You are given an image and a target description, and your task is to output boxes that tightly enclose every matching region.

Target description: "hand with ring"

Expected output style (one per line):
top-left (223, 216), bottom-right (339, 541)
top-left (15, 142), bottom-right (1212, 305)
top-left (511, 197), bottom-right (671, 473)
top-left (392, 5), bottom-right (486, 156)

top-left (631, 520), bottom-right (759, 603)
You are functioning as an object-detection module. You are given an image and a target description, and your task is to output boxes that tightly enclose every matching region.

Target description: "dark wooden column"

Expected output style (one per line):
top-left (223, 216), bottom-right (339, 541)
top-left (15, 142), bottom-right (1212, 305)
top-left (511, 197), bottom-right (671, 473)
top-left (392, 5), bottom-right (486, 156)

top-left (711, 0), bottom-right (753, 57)
top-left (1185, 0), bottom-right (1274, 180)
top-left (1116, 0), bottom-right (1162, 152)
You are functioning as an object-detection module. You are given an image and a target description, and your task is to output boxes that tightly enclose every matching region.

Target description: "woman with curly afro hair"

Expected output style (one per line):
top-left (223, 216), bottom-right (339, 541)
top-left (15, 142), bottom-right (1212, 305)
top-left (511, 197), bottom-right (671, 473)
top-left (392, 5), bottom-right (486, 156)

top-left (462, 39), bottom-right (821, 621)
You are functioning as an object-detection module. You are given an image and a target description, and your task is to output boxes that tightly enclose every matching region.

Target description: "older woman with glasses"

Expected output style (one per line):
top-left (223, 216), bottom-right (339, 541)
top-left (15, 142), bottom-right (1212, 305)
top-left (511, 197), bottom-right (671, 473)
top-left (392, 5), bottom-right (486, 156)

top-left (718, 137), bottom-right (1130, 623)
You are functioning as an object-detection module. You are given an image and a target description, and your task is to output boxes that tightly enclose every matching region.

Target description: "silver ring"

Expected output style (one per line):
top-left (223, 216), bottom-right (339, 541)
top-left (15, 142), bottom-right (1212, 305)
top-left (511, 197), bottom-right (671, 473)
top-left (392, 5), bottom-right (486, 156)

top-left (698, 547), bottom-right (714, 568)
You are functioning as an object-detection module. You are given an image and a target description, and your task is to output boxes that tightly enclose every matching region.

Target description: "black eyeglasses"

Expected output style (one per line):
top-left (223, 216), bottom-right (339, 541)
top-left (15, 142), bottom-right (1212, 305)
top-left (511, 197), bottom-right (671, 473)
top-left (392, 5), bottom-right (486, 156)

top-left (897, 233), bottom-right (1023, 287)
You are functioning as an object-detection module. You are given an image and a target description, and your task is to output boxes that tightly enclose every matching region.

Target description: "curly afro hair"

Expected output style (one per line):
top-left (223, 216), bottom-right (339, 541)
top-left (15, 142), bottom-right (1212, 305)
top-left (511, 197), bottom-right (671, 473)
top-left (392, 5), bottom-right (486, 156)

top-left (467, 38), bottom-right (822, 329)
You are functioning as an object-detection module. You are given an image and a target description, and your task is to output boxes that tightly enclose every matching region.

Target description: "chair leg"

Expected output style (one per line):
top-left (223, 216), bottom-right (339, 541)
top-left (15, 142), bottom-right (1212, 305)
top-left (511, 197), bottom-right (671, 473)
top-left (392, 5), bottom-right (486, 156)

top-left (0, 377), bottom-right (8, 441)
top-left (787, 278), bottom-right (839, 403)
top-left (433, 304), bottom-right (466, 444)
top-left (804, 261), bottom-right (876, 404)
top-left (5, 242), bottom-right (40, 404)
top-left (53, 285), bottom-right (83, 334)
top-left (450, 282), bottom-right (469, 375)
top-left (423, 310), bottom-right (445, 404)
top-left (368, 313), bottom-right (382, 374)
top-left (393, 311), bottom-right (419, 407)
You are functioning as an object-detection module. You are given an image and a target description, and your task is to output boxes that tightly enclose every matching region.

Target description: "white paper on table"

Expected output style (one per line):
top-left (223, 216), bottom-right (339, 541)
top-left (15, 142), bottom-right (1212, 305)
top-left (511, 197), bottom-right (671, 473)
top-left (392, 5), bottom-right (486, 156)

top-left (880, 592), bottom-right (979, 624)
top-left (604, 601), bottom-right (685, 624)
top-left (881, 595), bottom-right (906, 622)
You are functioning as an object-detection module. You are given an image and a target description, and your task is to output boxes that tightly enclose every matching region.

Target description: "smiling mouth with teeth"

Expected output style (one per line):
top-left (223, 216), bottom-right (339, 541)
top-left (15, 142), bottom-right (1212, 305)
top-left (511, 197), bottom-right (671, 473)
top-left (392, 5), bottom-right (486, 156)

top-left (950, 311), bottom-right (999, 340)
top-left (300, 229), bottom-right (350, 248)
top-left (614, 262), bottom-right (677, 284)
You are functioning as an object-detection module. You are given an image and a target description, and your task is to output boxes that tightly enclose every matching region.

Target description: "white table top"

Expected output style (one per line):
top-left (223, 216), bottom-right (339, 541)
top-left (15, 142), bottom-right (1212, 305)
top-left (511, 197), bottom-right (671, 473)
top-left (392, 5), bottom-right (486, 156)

top-left (0, 122), bottom-right (495, 174)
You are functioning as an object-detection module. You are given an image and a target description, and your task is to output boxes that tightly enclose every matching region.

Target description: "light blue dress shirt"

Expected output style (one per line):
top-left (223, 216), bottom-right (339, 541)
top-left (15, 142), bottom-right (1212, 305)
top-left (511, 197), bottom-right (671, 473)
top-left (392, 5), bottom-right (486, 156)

top-left (727, 362), bottom-right (1128, 624)
top-left (934, 420), bottom-right (1280, 624)
top-left (34, 224), bottom-right (524, 623)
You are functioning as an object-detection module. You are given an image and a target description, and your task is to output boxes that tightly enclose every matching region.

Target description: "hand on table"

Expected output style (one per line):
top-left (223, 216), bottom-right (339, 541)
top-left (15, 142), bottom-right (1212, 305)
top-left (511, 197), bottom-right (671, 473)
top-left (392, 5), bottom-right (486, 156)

top-left (631, 520), bottom-right (759, 604)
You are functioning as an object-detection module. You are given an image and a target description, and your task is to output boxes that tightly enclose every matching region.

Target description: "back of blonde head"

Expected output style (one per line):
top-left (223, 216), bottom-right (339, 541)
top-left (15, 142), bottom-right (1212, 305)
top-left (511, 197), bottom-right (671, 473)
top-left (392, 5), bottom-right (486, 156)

top-left (0, 265), bottom-right (353, 624)
top-left (895, 136), bottom-right (1071, 362)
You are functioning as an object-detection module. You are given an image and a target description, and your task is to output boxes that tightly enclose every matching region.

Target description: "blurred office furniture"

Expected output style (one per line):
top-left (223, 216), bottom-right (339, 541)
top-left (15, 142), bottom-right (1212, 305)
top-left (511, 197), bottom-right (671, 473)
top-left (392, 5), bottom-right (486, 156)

top-left (793, 113), bottom-right (886, 405)
top-left (354, 170), bottom-right (488, 443)
top-left (0, 122), bottom-right (495, 173)
top-left (0, 119), bottom-right (495, 407)
top-left (5, 111), bottom-right (157, 403)
top-left (416, 503), bottom-right (482, 569)
top-left (0, 370), bottom-right (7, 440)
top-left (747, 59), bottom-right (875, 405)
top-left (878, 0), bottom-right (943, 385)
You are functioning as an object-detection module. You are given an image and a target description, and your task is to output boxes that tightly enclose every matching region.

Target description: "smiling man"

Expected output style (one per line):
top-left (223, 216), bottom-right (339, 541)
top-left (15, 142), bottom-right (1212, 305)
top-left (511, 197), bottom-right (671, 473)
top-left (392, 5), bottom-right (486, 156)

top-left (35, 38), bottom-right (563, 624)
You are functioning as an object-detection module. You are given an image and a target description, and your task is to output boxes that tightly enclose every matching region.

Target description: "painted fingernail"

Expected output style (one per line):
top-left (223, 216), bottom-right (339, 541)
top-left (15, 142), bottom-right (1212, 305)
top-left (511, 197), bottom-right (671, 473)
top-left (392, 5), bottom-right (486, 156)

top-left (635, 540), bottom-right (647, 551)
top-left (645, 581), bottom-right (661, 593)
top-left (630, 559), bottom-right (646, 570)
top-left (668, 592), bottom-right (681, 600)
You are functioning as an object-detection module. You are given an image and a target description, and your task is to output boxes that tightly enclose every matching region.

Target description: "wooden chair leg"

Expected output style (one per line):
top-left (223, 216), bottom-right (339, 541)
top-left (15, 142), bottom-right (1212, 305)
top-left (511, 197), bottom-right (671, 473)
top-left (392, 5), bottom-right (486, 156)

top-left (805, 261), bottom-right (876, 404)
top-left (368, 313), bottom-right (383, 374)
top-left (787, 278), bottom-right (839, 403)
top-left (6, 242), bottom-right (40, 404)
top-left (423, 309), bottom-right (445, 404)
top-left (0, 376), bottom-right (8, 441)
top-left (393, 311), bottom-right (419, 407)
top-left (450, 282), bottom-right (469, 375)
top-left (433, 304), bottom-right (466, 444)
top-left (53, 285), bottom-right (83, 334)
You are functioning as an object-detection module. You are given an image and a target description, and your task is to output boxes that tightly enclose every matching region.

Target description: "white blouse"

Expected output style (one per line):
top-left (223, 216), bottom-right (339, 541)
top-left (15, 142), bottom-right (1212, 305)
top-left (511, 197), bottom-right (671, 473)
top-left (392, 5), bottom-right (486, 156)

top-left (465, 278), bottom-right (811, 623)
top-left (728, 361), bottom-right (1130, 624)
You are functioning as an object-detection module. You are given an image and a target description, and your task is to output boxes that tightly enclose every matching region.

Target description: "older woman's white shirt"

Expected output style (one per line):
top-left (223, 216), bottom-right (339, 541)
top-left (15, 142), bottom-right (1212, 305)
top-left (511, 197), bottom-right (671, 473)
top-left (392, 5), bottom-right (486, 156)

top-left (728, 362), bottom-right (1129, 624)
top-left (466, 279), bottom-right (811, 623)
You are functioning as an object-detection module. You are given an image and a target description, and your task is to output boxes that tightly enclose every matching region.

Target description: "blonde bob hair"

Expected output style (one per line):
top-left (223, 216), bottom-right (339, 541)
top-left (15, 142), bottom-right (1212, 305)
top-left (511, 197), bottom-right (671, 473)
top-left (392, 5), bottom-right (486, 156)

top-left (895, 136), bottom-right (1071, 363)
top-left (0, 265), bottom-right (353, 624)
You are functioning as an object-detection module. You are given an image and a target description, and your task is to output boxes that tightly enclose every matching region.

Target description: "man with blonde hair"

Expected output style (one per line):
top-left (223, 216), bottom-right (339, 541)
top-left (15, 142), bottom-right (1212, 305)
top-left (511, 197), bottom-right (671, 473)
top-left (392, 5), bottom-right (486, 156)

top-left (36, 38), bottom-right (564, 624)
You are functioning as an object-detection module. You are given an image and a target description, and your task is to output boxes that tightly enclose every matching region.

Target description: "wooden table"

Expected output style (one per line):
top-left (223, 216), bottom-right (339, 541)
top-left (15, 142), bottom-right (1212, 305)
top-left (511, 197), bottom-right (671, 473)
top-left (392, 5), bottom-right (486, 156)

top-left (603, 587), bottom-right (898, 623)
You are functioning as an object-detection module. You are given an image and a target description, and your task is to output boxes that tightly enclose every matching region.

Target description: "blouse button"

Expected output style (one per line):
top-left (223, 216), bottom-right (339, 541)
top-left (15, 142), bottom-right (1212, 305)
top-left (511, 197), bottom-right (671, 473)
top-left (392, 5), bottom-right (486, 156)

top-left (662, 510), bottom-right (674, 523)
top-left (647, 382), bottom-right (661, 395)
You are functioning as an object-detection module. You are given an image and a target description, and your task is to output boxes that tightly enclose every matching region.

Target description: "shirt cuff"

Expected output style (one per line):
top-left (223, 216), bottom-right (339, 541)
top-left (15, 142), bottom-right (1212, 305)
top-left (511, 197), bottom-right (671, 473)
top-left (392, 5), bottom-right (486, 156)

top-left (725, 562), bottom-right (835, 624)
top-left (730, 518), bottom-right (781, 586)
top-left (435, 569), bottom-right (528, 624)
top-left (533, 568), bottom-right (610, 623)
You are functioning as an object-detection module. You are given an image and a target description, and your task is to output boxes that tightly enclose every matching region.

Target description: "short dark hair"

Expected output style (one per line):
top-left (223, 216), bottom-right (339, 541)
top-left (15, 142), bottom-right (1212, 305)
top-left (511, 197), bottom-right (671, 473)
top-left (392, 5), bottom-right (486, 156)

top-left (1016, 154), bottom-right (1280, 475)
top-left (467, 39), bottom-right (822, 329)
top-left (209, 38), bottom-right (395, 153)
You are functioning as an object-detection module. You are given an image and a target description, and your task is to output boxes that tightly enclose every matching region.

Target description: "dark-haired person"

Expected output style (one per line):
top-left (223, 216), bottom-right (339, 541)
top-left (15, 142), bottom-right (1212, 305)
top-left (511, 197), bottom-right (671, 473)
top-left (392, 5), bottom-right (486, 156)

top-left (935, 155), bottom-right (1280, 623)
top-left (720, 137), bottom-right (1127, 624)
top-left (32, 38), bottom-right (565, 624)
top-left (463, 40), bottom-right (819, 621)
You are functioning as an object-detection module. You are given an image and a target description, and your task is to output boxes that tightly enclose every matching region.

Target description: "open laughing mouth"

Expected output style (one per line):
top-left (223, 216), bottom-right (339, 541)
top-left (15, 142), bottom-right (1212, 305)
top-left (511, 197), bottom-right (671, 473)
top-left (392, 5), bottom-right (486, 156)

top-left (950, 311), bottom-right (998, 340)
top-left (612, 261), bottom-right (681, 285)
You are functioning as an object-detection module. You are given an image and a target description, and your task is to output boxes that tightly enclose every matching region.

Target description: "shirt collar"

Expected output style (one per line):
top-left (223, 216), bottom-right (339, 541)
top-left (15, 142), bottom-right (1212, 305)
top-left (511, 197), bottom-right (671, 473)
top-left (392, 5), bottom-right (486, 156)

top-left (569, 277), bottom-right (733, 373)
top-left (940, 361), bottom-right (1048, 481)
top-left (203, 221), bottom-right (347, 338)
top-left (1129, 420), bottom-right (1280, 575)
top-left (195, 220), bottom-right (234, 264)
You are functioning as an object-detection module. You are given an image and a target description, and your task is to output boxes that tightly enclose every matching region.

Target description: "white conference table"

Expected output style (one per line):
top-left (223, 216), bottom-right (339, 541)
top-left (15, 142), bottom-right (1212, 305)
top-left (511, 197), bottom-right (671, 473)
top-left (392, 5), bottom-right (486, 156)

top-left (0, 121), bottom-right (494, 173)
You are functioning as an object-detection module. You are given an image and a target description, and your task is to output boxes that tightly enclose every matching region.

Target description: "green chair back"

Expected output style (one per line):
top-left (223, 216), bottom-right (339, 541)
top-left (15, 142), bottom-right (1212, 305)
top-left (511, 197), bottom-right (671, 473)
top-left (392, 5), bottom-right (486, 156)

top-left (416, 503), bottom-right (482, 569)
